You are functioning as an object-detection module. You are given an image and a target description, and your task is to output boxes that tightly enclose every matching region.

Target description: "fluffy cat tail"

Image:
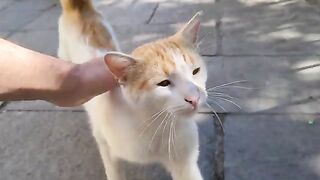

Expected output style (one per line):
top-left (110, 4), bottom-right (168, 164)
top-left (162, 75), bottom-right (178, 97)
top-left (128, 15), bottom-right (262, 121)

top-left (59, 0), bottom-right (120, 51)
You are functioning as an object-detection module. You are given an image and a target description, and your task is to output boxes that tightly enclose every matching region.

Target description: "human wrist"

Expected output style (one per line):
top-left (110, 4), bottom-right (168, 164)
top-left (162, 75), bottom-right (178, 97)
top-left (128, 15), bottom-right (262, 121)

top-left (45, 61), bottom-right (81, 105)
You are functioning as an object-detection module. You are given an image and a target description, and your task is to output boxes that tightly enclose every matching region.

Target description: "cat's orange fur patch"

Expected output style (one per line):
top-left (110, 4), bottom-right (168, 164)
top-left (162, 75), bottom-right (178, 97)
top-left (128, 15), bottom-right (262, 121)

top-left (126, 36), bottom-right (196, 94)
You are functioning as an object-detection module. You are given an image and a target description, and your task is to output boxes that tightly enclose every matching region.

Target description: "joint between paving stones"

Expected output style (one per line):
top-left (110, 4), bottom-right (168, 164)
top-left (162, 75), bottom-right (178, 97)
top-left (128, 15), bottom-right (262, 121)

top-left (213, 113), bottom-right (225, 180)
top-left (146, 3), bottom-right (159, 24)
top-left (215, 19), bottom-right (223, 56)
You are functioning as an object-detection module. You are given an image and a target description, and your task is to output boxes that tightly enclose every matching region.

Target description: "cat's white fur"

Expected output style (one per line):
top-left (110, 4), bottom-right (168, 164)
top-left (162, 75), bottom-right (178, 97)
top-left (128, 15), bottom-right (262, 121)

top-left (58, 11), bottom-right (206, 180)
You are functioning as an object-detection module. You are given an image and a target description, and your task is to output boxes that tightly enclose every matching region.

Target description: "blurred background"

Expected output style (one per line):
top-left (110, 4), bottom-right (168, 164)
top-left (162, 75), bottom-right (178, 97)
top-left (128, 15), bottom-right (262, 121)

top-left (1, 0), bottom-right (320, 179)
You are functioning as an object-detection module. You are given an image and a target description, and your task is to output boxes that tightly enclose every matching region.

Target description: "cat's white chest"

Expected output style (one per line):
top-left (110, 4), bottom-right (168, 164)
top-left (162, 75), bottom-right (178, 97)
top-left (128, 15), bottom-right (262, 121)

top-left (107, 115), bottom-right (199, 164)
top-left (86, 93), bottom-right (199, 164)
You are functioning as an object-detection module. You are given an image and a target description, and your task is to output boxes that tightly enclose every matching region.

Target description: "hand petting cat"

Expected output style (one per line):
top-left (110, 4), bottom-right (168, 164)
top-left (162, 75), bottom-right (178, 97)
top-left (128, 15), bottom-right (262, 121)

top-left (0, 38), bottom-right (117, 107)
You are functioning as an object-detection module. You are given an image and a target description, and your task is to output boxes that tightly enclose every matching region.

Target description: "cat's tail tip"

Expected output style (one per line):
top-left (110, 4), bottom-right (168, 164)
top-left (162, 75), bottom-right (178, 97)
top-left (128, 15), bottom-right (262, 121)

top-left (60, 0), bottom-right (95, 15)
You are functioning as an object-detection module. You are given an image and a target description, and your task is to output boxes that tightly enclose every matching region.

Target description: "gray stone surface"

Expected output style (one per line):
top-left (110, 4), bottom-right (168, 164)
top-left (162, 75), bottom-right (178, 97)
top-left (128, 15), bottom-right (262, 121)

top-left (0, 0), bottom-right (13, 10)
top-left (205, 56), bottom-right (320, 113)
top-left (0, 0), bottom-right (57, 32)
top-left (8, 0), bottom-right (57, 11)
top-left (8, 29), bottom-right (58, 56)
top-left (23, 6), bottom-right (61, 30)
top-left (116, 23), bottom-right (216, 55)
top-left (4, 101), bottom-right (83, 111)
top-left (0, 8), bottom-right (41, 31)
top-left (96, 0), bottom-right (159, 25)
top-left (221, 0), bottom-right (320, 55)
top-left (0, 111), bottom-right (105, 180)
top-left (224, 114), bottom-right (320, 180)
top-left (151, 0), bottom-right (217, 25)
top-left (0, 111), bottom-right (215, 180)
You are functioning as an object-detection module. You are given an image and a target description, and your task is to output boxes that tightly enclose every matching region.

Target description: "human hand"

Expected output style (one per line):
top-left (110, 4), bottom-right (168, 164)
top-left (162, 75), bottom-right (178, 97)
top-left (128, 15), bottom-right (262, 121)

top-left (48, 58), bottom-right (117, 107)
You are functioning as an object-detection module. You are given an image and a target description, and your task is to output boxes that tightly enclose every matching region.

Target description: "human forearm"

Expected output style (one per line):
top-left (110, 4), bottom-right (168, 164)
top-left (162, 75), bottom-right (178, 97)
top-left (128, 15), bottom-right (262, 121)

top-left (0, 38), bottom-right (117, 106)
top-left (0, 38), bottom-right (77, 101)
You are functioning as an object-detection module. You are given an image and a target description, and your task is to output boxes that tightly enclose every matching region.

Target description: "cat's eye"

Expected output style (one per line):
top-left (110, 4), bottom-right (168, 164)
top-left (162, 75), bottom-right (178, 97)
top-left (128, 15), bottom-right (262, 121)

top-left (193, 67), bottom-right (200, 75)
top-left (157, 80), bottom-right (171, 87)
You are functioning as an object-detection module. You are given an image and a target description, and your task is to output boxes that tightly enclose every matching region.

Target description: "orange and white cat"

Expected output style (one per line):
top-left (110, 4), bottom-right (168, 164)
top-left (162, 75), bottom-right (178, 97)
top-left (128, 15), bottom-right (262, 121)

top-left (58, 0), bottom-right (207, 179)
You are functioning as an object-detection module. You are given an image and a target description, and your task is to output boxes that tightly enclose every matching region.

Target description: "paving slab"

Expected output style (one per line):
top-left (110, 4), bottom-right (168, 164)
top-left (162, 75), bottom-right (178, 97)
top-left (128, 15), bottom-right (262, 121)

top-left (0, 9), bottom-right (41, 32)
top-left (150, 0), bottom-right (217, 25)
top-left (116, 23), bottom-right (216, 55)
top-left (205, 56), bottom-right (320, 113)
top-left (0, 111), bottom-right (104, 180)
top-left (96, 0), bottom-right (159, 25)
top-left (0, 111), bottom-right (215, 180)
top-left (0, 0), bottom-right (57, 32)
top-left (8, 29), bottom-right (58, 56)
top-left (221, 0), bottom-right (320, 55)
top-left (23, 6), bottom-right (61, 30)
top-left (8, 0), bottom-right (57, 11)
top-left (224, 114), bottom-right (320, 180)
top-left (4, 101), bottom-right (83, 111)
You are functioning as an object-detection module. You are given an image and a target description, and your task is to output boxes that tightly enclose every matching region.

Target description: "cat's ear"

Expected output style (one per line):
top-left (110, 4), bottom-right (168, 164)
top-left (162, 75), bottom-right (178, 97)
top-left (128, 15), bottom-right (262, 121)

top-left (104, 52), bottom-right (136, 81)
top-left (175, 11), bottom-right (202, 46)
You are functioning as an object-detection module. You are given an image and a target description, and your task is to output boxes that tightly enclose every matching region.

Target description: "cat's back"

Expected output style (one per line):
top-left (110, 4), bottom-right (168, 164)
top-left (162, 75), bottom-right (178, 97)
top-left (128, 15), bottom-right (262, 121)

top-left (58, 0), bottom-right (120, 63)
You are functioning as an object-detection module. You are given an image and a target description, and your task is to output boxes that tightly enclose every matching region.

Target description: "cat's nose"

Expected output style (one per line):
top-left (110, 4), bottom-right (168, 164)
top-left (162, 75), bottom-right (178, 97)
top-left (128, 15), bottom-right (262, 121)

top-left (184, 96), bottom-right (199, 109)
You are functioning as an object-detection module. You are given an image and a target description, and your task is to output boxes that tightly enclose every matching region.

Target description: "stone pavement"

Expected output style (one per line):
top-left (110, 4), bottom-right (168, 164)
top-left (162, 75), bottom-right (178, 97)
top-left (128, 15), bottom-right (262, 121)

top-left (1, 0), bottom-right (320, 179)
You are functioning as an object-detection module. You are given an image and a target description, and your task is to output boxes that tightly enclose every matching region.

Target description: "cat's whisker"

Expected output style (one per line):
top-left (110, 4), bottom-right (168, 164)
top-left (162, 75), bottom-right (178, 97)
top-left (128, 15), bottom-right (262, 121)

top-left (139, 111), bottom-right (164, 135)
top-left (141, 106), bottom-right (166, 125)
top-left (139, 105), bottom-right (179, 134)
top-left (208, 94), bottom-right (235, 100)
top-left (161, 113), bottom-right (171, 146)
top-left (171, 106), bottom-right (186, 114)
top-left (206, 80), bottom-right (249, 91)
top-left (172, 118), bottom-right (178, 157)
top-left (206, 102), bottom-right (225, 133)
top-left (168, 105), bottom-right (190, 158)
top-left (210, 96), bottom-right (242, 110)
top-left (168, 119), bottom-right (174, 161)
top-left (171, 118), bottom-right (177, 160)
top-left (172, 105), bottom-right (185, 110)
top-left (148, 112), bottom-right (170, 150)
top-left (207, 99), bottom-right (227, 112)
top-left (207, 91), bottom-right (238, 99)
top-left (142, 104), bottom-right (183, 149)
top-left (139, 107), bottom-right (168, 137)
top-left (166, 105), bottom-right (183, 162)
top-left (208, 85), bottom-right (254, 91)
top-left (139, 107), bottom-right (165, 131)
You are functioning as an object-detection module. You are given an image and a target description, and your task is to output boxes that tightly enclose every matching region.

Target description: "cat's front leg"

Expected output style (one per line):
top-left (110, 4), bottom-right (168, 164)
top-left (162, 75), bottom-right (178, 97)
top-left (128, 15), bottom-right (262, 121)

top-left (93, 132), bottom-right (126, 180)
top-left (165, 158), bottom-right (203, 180)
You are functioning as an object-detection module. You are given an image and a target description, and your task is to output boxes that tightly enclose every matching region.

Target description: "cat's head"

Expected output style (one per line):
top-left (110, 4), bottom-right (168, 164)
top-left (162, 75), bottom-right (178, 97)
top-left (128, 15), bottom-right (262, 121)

top-left (105, 12), bottom-right (207, 117)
